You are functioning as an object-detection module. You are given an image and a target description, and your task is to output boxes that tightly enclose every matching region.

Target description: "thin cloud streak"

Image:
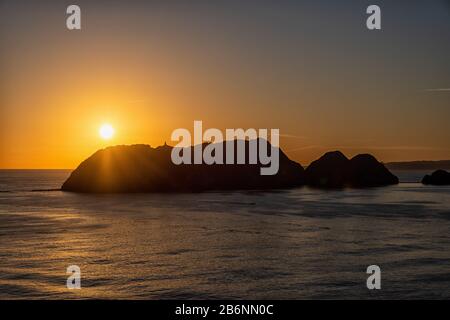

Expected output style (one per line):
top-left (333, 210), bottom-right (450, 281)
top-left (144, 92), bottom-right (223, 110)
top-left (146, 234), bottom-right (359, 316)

top-left (424, 88), bottom-right (450, 92)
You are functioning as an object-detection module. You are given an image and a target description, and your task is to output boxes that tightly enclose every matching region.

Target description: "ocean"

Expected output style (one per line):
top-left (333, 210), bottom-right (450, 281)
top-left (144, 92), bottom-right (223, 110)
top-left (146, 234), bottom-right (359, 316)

top-left (0, 169), bottom-right (450, 299)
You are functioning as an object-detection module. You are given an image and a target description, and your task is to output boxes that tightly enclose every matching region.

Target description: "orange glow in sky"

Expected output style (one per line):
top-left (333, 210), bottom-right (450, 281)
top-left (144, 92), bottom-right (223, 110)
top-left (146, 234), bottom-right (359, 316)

top-left (0, 2), bottom-right (449, 169)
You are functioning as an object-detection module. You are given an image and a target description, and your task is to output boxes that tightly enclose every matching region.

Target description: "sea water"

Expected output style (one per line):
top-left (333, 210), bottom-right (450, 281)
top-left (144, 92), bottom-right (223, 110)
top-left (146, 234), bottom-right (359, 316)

top-left (0, 169), bottom-right (449, 299)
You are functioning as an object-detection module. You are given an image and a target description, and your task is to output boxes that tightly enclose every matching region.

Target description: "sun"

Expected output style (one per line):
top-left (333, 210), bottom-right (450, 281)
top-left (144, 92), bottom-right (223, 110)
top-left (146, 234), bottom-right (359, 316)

top-left (99, 123), bottom-right (114, 140)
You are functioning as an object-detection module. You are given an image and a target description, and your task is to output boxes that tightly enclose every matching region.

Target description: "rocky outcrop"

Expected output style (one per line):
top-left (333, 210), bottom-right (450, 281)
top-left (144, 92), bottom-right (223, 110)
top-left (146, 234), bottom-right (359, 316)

top-left (422, 170), bottom-right (450, 185)
top-left (305, 151), bottom-right (398, 188)
top-left (305, 151), bottom-right (349, 188)
top-left (62, 140), bottom-right (305, 193)
top-left (347, 154), bottom-right (399, 187)
top-left (62, 143), bottom-right (400, 193)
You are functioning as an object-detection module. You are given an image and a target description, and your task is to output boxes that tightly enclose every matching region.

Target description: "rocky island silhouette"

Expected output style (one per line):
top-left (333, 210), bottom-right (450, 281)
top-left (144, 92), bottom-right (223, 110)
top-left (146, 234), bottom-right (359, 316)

top-left (422, 170), bottom-right (450, 185)
top-left (62, 140), bottom-right (399, 193)
top-left (62, 140), bottom-right (305, 192)
top-left (305, 151), bottom-right (398, 188)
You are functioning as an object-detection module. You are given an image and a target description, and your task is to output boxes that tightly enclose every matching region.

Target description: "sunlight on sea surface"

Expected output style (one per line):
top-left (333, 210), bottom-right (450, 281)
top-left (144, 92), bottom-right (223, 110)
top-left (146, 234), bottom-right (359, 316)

top-left (1, 170), bottom-right (450, 299)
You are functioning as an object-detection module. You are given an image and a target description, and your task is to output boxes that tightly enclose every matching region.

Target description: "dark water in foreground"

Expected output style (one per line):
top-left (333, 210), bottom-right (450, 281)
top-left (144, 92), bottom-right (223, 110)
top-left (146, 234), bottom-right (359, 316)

top-left (0, 170), bottom-right (450, 299)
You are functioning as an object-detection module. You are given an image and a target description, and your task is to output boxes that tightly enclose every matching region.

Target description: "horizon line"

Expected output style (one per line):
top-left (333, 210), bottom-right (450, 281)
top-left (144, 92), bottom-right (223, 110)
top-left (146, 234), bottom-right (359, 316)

top-left (2, 158), bottom-right (450, 171)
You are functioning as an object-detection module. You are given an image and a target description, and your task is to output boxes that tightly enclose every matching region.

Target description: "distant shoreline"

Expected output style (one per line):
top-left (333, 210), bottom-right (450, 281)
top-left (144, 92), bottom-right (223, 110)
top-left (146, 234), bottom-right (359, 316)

top-left (384, 160), bottom-right (450, 171)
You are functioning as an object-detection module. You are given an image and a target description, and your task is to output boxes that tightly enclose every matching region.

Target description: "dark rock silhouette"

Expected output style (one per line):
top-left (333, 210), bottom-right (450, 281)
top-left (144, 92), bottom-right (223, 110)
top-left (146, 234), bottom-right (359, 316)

top-left (62, 139), bottom-right (305, 193)
top-left (347, 154), bottom-right (399, 187)
top-left (62, 143), bottom-right (399, 193)
top-left (305, 151), bottom-right (349, 187)
top-left (305, 151), bottom-right (398, 188)
top-left (422, 170), bottom-right (450, 185)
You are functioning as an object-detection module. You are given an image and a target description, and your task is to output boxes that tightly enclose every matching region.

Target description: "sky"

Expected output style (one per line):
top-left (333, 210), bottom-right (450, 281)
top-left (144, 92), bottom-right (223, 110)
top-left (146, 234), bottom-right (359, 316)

top-left (0, 0), bottom-right (449, 168)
